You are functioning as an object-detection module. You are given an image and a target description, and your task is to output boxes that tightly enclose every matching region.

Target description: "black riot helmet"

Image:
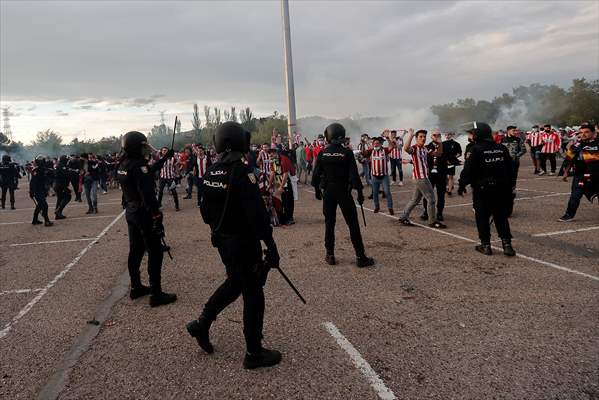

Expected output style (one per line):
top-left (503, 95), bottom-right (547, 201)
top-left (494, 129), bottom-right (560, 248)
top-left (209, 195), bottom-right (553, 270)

top-left (122, 131), bottom-right (149, 157)
top-left (324, 123), bottom-right (346, 144)
top-left (213, 122), bottom-right (250, 154)
top-left (2, 154), bottom-right (10, 163)
top-left (34, 155), bottom-right (46, 167)
top-left (462, 121), bottom-right (493, 142)
top-left (58, 155), bottom-right (68, 166)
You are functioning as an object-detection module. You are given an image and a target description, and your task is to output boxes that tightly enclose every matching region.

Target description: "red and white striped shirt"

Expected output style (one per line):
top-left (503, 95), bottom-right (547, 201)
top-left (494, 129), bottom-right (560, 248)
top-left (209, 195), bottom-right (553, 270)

top-left (410, 145), bottom-right (429, 179)
top-left (196, 156), bottom-right (208, 178)
top-left (527, 131), bottom-right (543, 147)
top-left (541, 131), bottom-right (561, 153)
top-left (370, 148), bottom-right (389, 176)
top-left (389, 139), bottom-right (403, 159)
top-left (160, 157), bottom-right (177, 179)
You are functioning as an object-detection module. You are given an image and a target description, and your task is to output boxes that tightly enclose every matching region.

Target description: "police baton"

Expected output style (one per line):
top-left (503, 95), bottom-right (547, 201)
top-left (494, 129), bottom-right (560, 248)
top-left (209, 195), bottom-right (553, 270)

top-left (360, 204), bottom-right (367, 227)
top-left (170, 116), bottom-right (178, 150)
top-left (274, 265), bottom-right (306, 304)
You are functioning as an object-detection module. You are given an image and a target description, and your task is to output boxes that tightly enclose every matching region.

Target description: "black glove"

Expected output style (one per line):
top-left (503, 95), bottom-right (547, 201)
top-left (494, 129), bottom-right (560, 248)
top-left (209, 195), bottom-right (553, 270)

top-left (356, 191), bottom-right (365, 205)
top-left (151, 212), bottom-right (165, 237)
top-left (457, 186), bottom-right (466, 196)
top-left (165, 149), bottom-right (175, 158)
top-left (263, 241), bottom-right (280, 269)
top-left (315, 188), bottom-right (322, 201)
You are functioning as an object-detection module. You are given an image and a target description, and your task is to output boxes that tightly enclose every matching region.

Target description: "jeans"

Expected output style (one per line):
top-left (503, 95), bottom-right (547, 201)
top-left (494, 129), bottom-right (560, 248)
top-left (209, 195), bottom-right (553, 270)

top-left (565, 175), bottom-right (584, 217)
top-left (422, 174), bottom-right (447, 218)
top-left (401, 179), bottom-right (436, 224)
top-left (371, 175), bottom-right (393, 209)
top-left (540, 153), bottom-right (556, 173)
top-left (360, 163), bottom-right (371, 187)
top-left (84, 178), bottom-right (98, 210)
top-left (389, 158), bottom-right (403, 182)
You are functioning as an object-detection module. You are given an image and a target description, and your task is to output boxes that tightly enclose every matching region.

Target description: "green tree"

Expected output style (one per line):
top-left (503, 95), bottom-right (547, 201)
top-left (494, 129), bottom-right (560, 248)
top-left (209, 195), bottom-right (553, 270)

top-left (32, 129), bottom-right (63, 157)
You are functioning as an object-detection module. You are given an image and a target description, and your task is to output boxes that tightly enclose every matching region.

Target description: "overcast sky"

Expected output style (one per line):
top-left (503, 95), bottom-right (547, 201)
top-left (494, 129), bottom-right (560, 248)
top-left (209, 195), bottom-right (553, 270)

top-left (1, 0), bottom-right (598, 143)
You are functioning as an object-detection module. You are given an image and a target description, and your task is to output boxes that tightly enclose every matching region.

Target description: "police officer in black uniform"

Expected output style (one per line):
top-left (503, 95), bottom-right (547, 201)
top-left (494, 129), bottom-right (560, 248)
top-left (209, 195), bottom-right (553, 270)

top-left (186, 122), bottom-right (282, 370)
top-left (54, 155), bottom-right (72, 219)
top-left (67, 154), bottom-right (82, 202)
top-left (311, 123), bottom-right (375, 268)
top-left (458, 122), bottom-right (516, 257)
top-left (1, 155), bottom-right (20, 210)
top-left (29, 156), bottom-right (53, 226)
top-left (117, 131), bottom-right (177, 307)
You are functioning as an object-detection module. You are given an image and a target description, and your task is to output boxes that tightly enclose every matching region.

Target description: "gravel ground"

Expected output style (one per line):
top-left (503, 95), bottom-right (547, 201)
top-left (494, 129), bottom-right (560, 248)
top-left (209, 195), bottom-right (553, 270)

top-left (1, 159), bottom-right (598, 400)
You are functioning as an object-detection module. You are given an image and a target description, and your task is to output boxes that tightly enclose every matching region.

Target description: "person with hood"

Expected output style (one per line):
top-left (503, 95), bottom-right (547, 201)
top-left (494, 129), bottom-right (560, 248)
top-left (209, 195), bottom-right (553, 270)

top-left (458, 122), bottom-right (515, 257)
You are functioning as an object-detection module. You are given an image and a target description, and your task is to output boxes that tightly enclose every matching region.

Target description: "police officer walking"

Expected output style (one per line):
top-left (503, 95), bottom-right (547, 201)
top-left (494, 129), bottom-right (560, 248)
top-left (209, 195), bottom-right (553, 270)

top-left (1, 155), bottom-right (20, 210)
top-left (29, 156), bottom-right (53, 226)
top-left (118, 131), bottom-right (177, 307)
top-left (458, 122), bottom-right (516, 256)
top-left (54, 155), bottom-right (72, 219)
top-left (186, 122), bottom-right (282, 370)
top-left (311, 123), bottom-right (375, 268)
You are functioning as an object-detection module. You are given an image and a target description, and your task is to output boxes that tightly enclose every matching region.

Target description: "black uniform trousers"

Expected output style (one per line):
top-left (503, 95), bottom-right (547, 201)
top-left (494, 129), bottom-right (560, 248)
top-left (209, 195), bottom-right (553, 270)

top-left (473, 185), bottom-right (512, 243)
top-left (157, 178), bottom-right (179, 209)
top-left (202, 234), bottom-right (265, 353)
top-left (32, 192), bottom-right (50, 222)
top-left (422, 173), bottom-right (447, 218)
top-left (281, 177), bottom-right (294, 224)
top-left (70, 175), bottom-right (82, 201)
top-left (1, 185), bottom-right (15, 208)
top-left (323, 187), bottom-right (366, 257)
top-left (54, 185), bottom-right (71, 214)
top-left (125, 210), bottom-right (163, 293)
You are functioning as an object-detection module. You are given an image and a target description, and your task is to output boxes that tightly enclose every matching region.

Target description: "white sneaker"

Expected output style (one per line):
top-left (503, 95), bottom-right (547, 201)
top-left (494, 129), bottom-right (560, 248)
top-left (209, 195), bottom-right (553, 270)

top-left (398, 181), bottom-right (404, 186)
top-left (538, 171), bottom-right (546, 176)
top-left (548, 172), bottom-right (555, 176)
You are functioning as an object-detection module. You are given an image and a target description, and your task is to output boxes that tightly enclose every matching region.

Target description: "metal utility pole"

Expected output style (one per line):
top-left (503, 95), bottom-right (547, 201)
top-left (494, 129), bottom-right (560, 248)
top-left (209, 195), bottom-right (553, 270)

top-left (2, 107), bottom-right (13, 141)
top-left (281, 0), bottom-right (297, 149)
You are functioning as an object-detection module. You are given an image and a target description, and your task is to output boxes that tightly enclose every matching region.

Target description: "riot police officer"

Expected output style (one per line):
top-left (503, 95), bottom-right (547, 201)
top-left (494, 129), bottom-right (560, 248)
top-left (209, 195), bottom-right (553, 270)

top-left (311, 123), bottom-right (375, 268)
top-left (29, 156), bottom-right (53, 226)
top-left (54, 155), bottom-right (72, 219)
top-left (458, 122), bottom-right (516, 256)
top-left (186, 122), bottom-right (282, 370)
top-left (1, 154), bottom-right (20, 210)
top-left (67, 154), bottom-right (83, 202)
top-left (117, 131), bottom-right (177, 307)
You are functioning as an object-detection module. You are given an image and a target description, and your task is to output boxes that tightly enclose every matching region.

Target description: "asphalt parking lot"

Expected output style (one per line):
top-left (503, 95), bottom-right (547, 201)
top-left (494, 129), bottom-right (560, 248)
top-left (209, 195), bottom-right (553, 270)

top-left (1, 159), bottom-right (597, 400)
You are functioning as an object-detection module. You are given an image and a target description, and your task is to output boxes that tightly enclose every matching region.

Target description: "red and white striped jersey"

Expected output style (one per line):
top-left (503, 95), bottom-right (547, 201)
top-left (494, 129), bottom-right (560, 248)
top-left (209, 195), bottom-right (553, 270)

top-left (370, 148), bottom-right (389, 176)
top-left (259, 150), bottom-right (272, 172)
top-left (196, 156), bottom-right (208, 178)
top-left (410, 145), bottom-right (429, 179)
top-left (160, 157), bottom-right (177, 179)
top-left (541, 131), bottom-right (561, 153)
top-left (389, 138), bottom-right (403, 159)
top-left (527, 131), bottom-right (543, 147)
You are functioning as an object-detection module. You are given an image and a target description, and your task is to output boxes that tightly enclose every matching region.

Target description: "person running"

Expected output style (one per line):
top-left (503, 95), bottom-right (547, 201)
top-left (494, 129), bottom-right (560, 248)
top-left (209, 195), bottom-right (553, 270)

top-left (398, 129), bottom-right (446, 229)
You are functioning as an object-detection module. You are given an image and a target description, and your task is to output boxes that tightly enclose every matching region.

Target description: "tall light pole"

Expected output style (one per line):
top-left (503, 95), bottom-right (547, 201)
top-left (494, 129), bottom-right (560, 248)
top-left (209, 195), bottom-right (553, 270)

top-left (281, 0), bottom-right (297, 149)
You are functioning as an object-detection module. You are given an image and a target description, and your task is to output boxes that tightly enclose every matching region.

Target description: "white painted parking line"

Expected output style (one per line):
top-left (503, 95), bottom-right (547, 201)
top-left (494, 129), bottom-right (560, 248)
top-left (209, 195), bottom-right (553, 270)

top-left (0, 210), bottom-right (126, 339)
top-left (444, 192), bottom-right (569, 209)
top-left (0, 288), bottom-right (44, 296)
top-left (6, 238), bottom-right (95, 247)
top-left (323, 322), bottom-right (397, 400)
top-left (532, 226), bottom-right (599, 237)
top-left (0, 200), bottom-right (123, 212)
top-left (518, 188), bottom-right (561, 194)
top-left (359, 206), bottom-right (599, 282)
top-left (0, 215), bottom-right (118, 226)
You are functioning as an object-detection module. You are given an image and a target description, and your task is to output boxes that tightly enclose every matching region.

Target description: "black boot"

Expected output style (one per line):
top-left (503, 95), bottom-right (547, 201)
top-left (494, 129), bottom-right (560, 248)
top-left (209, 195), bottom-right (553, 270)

top-left (10, 204), bottom-right (15, 210)
top-left (325, 252), bottom-right (336, 266)
top-left (186, 316), bottom-right (214, 354)
top-left (129, 285), bottom-right (151, 299)
top-left (502, 239), bottom-right (516, 257)
top-left (149, 291), bottom-right (177, 307)
top-left (86, 208), bottom-right (94, 214)
top-left (356, 255), bottom-right (375, 268)
top-left (243, 348), bottom-right (282, 370)
top-left (475, 242), bottom-right (492, 255)
top-left (44, 220), bottom-right (54, 227)
top-left (32, 219), bottom-right (43, 225)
